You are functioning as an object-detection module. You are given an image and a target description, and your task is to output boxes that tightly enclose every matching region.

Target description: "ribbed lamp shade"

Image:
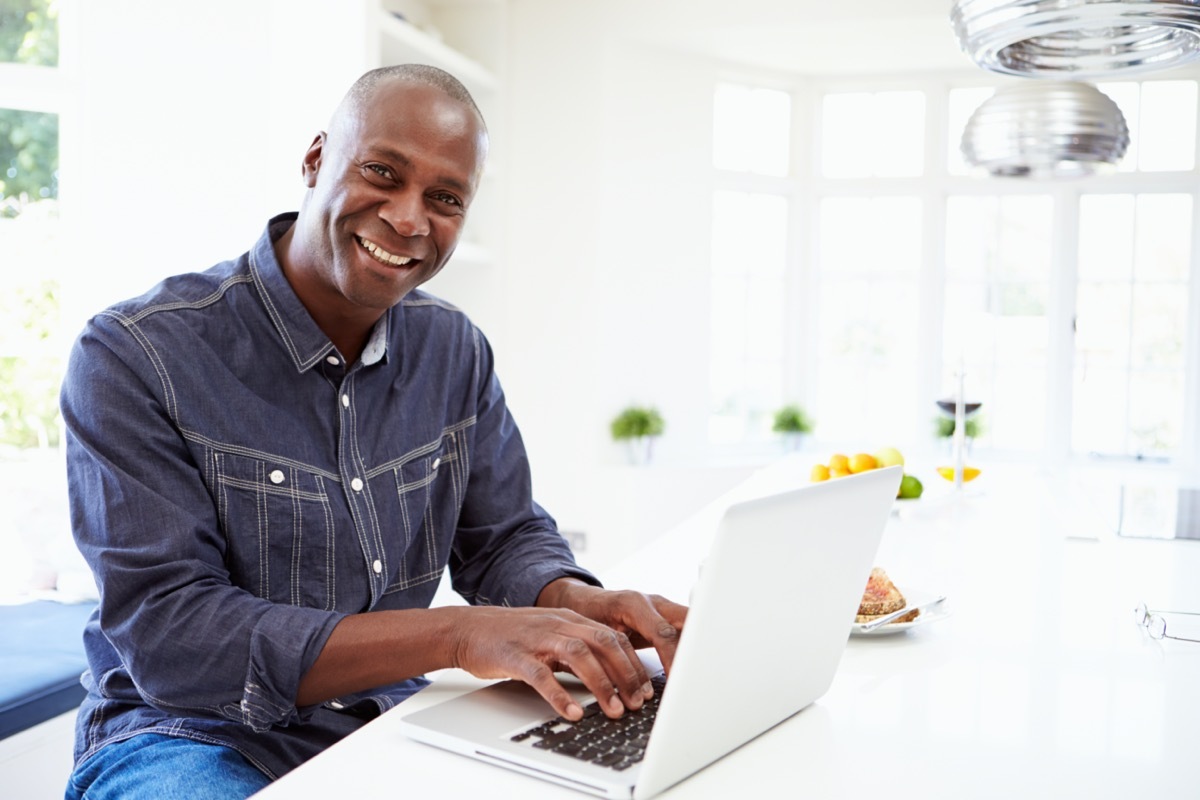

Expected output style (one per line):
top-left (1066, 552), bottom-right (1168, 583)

top-left (952, 0), bottom-right (1200, 79)
top-left (961, 81), bottom-right (1130, 178)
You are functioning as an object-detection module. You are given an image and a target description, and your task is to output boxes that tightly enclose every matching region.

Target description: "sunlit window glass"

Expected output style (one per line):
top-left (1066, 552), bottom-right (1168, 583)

top-left (823, 91), bottom-right (925, 178)
top-left (814, 197), bottom-right (921, 443)
top-left (0, 0), bottom-right (58, 66)
top-left (943, 195), bottom-right (1052, 452)
top-left (1138, 81), bottom-right (1197, 172)
top-left (1074, 194), bottom-right (1191, 458)
top-left (947, 87), bottom-right (994, 175)
top-left (712, 82), bottom-right (791, 177)
top-left (709, 190), bottom-right (788, 443)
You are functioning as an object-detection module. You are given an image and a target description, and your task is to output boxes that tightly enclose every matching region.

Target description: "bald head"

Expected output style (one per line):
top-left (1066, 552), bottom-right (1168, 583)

top-left (337, 64), bottom-right (487, 135)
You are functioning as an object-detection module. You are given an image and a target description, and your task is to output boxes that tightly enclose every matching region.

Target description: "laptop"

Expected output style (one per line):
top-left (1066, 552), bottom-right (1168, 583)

top-left (399, 465), bottom-right (902, 798)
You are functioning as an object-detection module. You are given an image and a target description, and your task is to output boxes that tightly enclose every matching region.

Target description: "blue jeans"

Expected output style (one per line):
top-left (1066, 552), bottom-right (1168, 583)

top-left (65, 733), bottom-right (272, 800)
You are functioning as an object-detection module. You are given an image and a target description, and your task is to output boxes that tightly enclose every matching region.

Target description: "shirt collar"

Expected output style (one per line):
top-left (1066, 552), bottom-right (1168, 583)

top-left (248, 213), bottom-right (394, 372)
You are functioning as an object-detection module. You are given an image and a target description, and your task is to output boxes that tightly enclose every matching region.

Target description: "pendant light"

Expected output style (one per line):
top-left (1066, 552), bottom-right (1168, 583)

top-left (952, 0), bottom-right (1200, 79)
top-left (960, 81), bottom-right (1130, 178)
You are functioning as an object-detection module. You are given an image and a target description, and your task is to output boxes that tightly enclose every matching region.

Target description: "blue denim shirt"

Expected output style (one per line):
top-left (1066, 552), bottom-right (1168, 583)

top-left (60, 214), bottom-right (597, 779)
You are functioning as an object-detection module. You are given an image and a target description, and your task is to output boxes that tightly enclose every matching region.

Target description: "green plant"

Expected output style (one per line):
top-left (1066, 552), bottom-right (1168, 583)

top-left (610, 406), bottom-right (664, 440)
top-left (934, 415), bottom-right (982, 439)
top-left (771, 404), bottom-right (813, 434)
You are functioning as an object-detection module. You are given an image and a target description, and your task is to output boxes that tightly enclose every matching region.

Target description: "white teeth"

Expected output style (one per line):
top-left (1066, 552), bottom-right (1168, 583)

top-left (358, 237), bottom-right (412, 267)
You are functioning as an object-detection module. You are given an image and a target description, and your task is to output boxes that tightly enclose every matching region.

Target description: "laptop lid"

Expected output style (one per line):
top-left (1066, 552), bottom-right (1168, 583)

top-left (399, 465), bottom-right (901, 798)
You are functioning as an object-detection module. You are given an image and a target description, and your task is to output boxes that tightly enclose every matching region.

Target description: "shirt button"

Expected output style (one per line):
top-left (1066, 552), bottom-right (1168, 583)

top-left (269, 470), bottom-right (285, 484)
top-left (326, 355), bottom-right (340, 366)
top-left (432, 457), bottom-right (441, 470)
top-left (341, 394), bottom-right (350, 408)
top-left (329, 700), bottom-right (345, 710)
top-left (372, 559), bottom-right (382, 574)
top-left (351, 477), bottom-right (364, 492)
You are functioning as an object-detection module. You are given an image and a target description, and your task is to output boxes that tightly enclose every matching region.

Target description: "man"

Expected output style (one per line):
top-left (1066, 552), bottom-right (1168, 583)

top-left (61, 64), bottom-right (687, 799)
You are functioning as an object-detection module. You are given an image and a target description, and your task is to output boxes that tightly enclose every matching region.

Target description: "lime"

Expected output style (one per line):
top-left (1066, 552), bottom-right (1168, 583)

top-left (898, 474), bottom-right (923, 499)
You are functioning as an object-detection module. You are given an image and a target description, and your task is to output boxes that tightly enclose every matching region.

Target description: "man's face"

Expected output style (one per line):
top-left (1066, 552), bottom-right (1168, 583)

top-left (295, 80), bottom-right (487, 316)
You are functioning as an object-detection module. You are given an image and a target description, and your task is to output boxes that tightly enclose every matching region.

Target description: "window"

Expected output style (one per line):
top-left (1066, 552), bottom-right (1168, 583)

top-left (709, 75), bottom-right (1198, 465)
top-left (1074, 194), bottom-right (1191, 458)
top-left (1, 0), bottom-right (62, 452)
top-left (709, 83), bottom-right (792, 446)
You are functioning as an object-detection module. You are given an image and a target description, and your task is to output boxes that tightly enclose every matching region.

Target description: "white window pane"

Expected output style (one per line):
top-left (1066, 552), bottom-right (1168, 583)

top-left (819, 197), bottom-right (870, 272)
top-left (991, 366), bottom-right (1045, 450)
top-left (1095, 81), bottom-right (1140, 173)
top-left (709, 273), bottom-right (747, 363)
top-left (745, 277), bottom-right (786, 362)
top-left (1134, 194), bottom-right (1192, 281)
top-left (1078, 195), bottom-right (1135, 281)
top-left (1073, 367), bottom-right (1128, 455)
top-left (948, 87), bottom-right (995, 175)
top-left (946, 196), bottom-right (997, 280)
top-left (821, 93), bottom-right (875, 178)
top-left (1128, 371), bottom-right (1184, 455)
top-left (712, 190), bottom-right (788, 274)
top-left (997, 196), bottom-right (1053, 279)
top-left (1130, 285), bottom-right (1188, 370)
top-left (873, 91), bottom-right (925, 177)
top-left (821, 197), bottom-right (921, 274)
top-left (713, 82), bottom-right (791, 177)
top-left (1137, 81), bottom-right (1197, 172)
top-left (1075, 282), bottom-right (1131, 369)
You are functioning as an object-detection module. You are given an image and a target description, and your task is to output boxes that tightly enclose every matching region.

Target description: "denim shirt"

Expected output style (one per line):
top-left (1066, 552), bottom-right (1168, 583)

top-left (60, 214), bottom-right (597, 779)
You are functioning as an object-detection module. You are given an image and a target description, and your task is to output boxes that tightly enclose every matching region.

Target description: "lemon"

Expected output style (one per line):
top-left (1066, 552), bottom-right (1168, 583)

top-left (829, 467), bottom-right (852, 479)
top-left (937, 466), bottom-right (981, 482)
top-left (874, 446), bottom-right (905, 468)
top-left (828, 453), bottom-right (850, 473)
top-left (810, 464), bottom-right (830, 482)
top-left (848, 453), bottom-right (878, 473)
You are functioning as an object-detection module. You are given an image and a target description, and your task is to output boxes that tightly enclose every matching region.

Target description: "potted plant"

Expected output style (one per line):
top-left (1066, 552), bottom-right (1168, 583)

top-left (934, 414), bottom-right (983, 455)
top-left (771, 404), bottom-right (814, 450)
top-left (610, 406), bottom-right (665, 465)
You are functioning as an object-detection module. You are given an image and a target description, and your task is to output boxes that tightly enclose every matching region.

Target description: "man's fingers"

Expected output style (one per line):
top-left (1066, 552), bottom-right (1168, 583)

top-left (522, 662), bottom-right (584, 721)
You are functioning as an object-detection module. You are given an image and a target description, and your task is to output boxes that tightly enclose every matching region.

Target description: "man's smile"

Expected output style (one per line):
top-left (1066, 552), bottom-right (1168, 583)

top-left (357, 235), bottom-right (415, 267)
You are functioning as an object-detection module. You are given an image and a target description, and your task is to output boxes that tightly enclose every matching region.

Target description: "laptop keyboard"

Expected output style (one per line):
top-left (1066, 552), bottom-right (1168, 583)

top-left (509, 673), bottom-right (667, 772)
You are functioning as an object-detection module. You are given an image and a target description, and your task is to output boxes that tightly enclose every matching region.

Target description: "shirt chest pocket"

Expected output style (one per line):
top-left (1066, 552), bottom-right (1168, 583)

top-left (212, 452), bottom-right (339, 610)
top-left (385, 433), bottom-right (467, 597)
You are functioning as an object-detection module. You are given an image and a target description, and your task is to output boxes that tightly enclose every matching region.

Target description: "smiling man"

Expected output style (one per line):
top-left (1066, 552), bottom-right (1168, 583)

top-left (61, 65), bottom-right (686, 799)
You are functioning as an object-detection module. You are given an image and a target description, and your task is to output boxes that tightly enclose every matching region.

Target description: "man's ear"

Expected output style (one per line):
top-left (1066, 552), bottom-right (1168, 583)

top-left (301, 132), bottom-right (327, 188)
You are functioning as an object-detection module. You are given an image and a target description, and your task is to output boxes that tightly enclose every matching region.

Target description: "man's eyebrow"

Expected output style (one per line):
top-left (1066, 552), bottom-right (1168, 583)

top-left (367, 145), bottom-right (472, 194)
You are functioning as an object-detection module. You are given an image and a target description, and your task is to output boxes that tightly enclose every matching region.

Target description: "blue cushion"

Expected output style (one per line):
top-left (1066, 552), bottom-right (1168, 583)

top-left (0, 600), bottom-right (96, 740)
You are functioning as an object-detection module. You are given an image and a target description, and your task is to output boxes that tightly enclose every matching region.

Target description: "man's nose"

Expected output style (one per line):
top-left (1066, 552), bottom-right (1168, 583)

top-left (383, 189), bottom-right (430, 237)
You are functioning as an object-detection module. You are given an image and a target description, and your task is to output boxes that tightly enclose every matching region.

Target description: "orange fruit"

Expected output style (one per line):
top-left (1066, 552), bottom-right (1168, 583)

top-left (829, 467), bottom-right (852, 479)
top-left (848, 453), bottom-right (878, 473)
top-left (811, 464), bottom-right (831, 482)
top-left (828, 453), bottom-right (850, 472)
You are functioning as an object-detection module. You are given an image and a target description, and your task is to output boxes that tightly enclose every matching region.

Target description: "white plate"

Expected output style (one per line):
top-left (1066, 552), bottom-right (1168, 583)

top-left (850, 588), bottom-right (951, 636)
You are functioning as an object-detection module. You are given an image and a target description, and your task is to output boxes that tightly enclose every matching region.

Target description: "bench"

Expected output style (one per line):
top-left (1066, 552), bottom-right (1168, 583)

top-left (0, 600), bottom-right (95, 740)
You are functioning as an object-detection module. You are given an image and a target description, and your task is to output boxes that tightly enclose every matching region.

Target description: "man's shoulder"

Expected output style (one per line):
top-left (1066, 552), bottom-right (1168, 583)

top-left (99, 255), bottom-right (253, 325)
top-left (400, 288), bottom-right (478, 334)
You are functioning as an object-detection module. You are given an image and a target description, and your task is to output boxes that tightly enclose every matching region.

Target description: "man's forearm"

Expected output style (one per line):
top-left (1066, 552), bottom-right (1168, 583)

top-left (295, 607), bottom-right (467, 707)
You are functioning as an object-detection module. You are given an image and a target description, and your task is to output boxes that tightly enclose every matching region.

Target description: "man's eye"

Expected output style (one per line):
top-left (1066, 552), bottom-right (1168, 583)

top-left (432, 192), bottom-right (462, 207)
top-left (363, 164), bottom-right (392, 181)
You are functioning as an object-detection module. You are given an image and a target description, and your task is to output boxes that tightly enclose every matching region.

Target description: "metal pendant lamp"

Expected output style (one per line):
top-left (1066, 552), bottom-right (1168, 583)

top-left (952, 0), bottom-right (1200, 79)
top-left (961, 81), bottom-right (1130, 178)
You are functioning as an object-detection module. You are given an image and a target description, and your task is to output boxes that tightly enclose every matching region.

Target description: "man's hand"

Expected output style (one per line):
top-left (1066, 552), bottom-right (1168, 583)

top-left (448, 605), bottom-right (657, 722)
top-left (536, 579), bottom-right (688, 677)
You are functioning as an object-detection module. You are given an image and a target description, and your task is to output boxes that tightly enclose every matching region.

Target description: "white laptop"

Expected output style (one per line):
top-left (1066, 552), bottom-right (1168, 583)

top-left (399, 465), bottom-right (902, 798)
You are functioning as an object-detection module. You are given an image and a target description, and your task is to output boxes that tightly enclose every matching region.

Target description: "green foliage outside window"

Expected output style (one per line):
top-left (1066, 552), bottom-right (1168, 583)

top-left (0, 279), bottom-right (62, 450)
top-left (0, 0), bottom-right (58, 66)
top-left (1, 0), bottom-right (59, 218)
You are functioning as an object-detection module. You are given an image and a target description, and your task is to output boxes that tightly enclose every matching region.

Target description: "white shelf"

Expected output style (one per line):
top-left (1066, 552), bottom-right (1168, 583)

top-left (376, 9), bottom-right (497, 95)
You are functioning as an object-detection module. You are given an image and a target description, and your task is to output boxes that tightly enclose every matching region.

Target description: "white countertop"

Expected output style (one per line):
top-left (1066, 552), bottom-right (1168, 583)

top-left (253, 457), bottom-right (1200, 799)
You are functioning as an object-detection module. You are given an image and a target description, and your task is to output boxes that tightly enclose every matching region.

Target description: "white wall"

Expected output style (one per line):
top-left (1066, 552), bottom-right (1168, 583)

top-left (497, 2), bottom-right (753, 563)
